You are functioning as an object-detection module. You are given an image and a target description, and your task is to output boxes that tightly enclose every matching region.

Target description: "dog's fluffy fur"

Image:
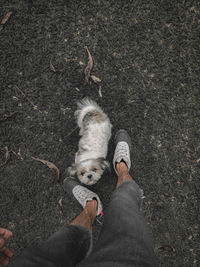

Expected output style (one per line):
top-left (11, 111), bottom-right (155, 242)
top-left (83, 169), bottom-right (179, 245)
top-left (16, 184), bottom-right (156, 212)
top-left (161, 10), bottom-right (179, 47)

top-left (68, 98), bottom-right (112, 185)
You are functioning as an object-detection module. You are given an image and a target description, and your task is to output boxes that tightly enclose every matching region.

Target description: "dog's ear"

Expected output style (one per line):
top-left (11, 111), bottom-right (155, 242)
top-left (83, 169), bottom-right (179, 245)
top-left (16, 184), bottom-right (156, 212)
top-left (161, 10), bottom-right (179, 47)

top-left (67, 164), bottom-right (77, 176)
top-left (100, 159), bottom-right (110, 172)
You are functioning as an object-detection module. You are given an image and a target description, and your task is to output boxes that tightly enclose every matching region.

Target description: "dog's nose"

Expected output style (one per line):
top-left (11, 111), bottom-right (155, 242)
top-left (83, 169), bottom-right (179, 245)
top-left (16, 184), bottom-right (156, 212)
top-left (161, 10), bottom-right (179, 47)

top-left (87, 174), bottom-right (92, 179)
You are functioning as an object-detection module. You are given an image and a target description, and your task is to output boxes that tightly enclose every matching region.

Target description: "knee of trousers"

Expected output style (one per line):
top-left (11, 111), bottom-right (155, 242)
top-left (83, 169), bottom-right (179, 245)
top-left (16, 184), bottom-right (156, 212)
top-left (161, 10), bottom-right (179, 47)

top-left (111, 180), bottom-right (143, 208)
top-left (39, 225), bottom-right (92, 264)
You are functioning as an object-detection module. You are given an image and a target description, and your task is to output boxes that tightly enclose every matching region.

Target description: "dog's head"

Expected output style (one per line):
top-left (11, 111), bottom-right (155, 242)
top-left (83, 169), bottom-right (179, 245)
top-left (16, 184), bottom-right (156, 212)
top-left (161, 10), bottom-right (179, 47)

top-left (68, 158), bottom-right (110, 185)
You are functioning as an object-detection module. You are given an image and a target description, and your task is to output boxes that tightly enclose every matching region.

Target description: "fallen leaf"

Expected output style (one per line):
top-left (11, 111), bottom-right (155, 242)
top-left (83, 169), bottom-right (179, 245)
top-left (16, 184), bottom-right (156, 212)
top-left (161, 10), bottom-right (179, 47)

top-left (165, 23), bottom-right (171, 28)
top-left (91, 75), bottom-right (101, 83)
top-left (4, 147), bottom-right (10, 160)
top-left (57, 209), bottom-right (63, 215)
top-left (58, 197), bottom-right (64, 208)
top-left (11, 149), bottom-right (23, 160)
top-left (0, 146), bottom-right (10, 170)
top-left (190, 6), bottom-right (197, 12)
top-left (50, 60), bottom-right (56, 72)
top-left (98, 86), bottom-right (102, 97)
top-left (60, 219), bottom-right (65, 224)
top-left (58, 197), bottom-right (64, 215)
top-left (1, 12), bottom-right (12, 25)
top-left (84, 46), bottom-right (93, 83)
top-left (32, 157), bottom-right (60, 181)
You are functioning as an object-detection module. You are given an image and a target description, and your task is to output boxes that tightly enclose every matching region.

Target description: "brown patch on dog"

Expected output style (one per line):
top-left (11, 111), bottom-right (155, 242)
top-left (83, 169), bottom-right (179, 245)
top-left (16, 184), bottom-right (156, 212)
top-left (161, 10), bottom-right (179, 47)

top-left (83, 110), bottom-right (107, 124)
top-left (77, 168), bottom-right (87, 177)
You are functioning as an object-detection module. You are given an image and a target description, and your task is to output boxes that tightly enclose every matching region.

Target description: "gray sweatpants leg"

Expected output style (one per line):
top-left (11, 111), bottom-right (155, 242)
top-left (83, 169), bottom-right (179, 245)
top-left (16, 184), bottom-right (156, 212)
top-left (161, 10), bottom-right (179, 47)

top-left (8, 225), bottom-right (92, 267)
top-left (9, 181), bottom-right (155, 267)
top-left (77, 181), bottom-right (156, 267)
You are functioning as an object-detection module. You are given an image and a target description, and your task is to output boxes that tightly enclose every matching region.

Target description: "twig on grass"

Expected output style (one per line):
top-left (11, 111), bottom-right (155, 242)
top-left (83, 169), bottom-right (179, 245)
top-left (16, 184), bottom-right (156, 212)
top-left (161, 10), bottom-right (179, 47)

top-left (15, 86), bottom-right (43, 114)
top-left (0, 111), bottom-right (18, 122)
top-left (65, 126), bottom-right (79, 139)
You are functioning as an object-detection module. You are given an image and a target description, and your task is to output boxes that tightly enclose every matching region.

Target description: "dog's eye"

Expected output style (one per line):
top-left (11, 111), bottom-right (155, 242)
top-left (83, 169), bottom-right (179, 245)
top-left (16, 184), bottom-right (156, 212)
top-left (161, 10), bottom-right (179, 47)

top-left (93, 168), bottom-right (97, 172)
top-left (81, 172), bottom-right (85, 176)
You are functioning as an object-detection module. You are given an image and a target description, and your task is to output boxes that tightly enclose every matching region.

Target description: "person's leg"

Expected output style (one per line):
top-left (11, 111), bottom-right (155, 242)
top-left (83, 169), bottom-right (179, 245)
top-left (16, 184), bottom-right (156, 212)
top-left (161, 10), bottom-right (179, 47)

top-left (8, 200), bottom-right (97, 267)
top-left (70, 199), bottom-right (97, 232)
top-left (77, 130), bottom-right (155, 267)
top-left (115, 161), bottom-right (133, 188)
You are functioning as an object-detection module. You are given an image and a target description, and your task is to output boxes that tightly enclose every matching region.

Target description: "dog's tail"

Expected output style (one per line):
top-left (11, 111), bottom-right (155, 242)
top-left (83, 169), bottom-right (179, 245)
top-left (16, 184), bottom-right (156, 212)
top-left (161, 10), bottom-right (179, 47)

top-left (75, 97), bottom-right (103, 127)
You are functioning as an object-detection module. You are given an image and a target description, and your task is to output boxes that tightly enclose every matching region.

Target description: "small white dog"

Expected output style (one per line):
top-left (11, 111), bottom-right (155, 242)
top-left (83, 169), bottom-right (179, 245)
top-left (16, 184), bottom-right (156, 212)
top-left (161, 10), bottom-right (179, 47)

top-left (68, 98), bottom-right (112, 185)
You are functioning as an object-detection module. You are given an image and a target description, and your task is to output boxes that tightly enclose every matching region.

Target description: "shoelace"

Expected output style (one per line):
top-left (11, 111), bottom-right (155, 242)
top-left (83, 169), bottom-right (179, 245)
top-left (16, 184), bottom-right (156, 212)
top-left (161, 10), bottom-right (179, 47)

top-left (116, 142), bottom-right (130, 157)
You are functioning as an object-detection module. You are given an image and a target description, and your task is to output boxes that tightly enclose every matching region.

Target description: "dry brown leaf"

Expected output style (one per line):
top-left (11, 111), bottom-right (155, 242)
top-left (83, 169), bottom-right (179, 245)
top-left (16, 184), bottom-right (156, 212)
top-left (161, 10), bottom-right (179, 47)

top-left (84, 46), bottom-right (93, 83)
top-left (3, 146), bottom-right (10, 162)
top-left (57, 209), bottom-right (63, 215)
top-left (165, 23), bottom-right (171, 28)
top-left (32, 157), bottom-right (60, 181)
top-left (98, 86), bottom-right (102, 97)
top-left (50, 60), bottom-right (56, 72)
top-left (1, 12), bottom-right (12, 25)
top-left (58, 197), bottom-right (64, 208)
top-left (11, 149), bottom-right (23, 160)
top-left (58, 197), bottom-right (64, 215)
top-left (91, 75), bottom-right (101, 83)
top-left (0, 146), bottom-right (10, 170)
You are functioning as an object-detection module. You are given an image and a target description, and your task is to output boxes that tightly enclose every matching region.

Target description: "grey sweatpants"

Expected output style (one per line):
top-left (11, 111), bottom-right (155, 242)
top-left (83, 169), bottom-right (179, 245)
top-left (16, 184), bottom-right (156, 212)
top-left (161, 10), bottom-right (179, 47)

top-left (9, 181), bottom-right (156, 267)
